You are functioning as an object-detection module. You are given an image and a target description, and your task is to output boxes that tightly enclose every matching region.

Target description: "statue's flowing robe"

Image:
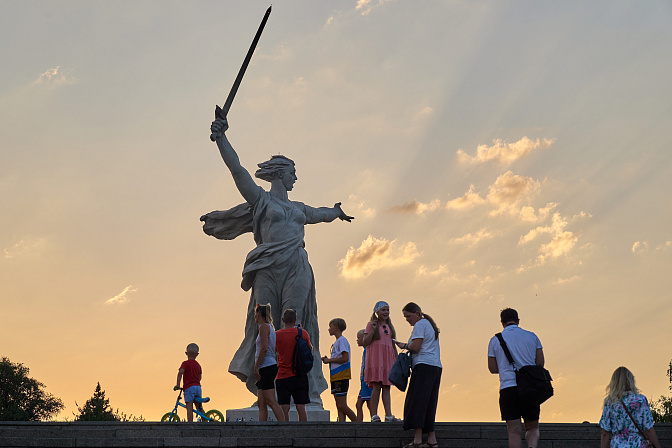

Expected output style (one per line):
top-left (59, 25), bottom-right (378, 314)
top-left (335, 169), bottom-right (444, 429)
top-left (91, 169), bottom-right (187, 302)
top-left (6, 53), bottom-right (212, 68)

top-left (201, 191), bottom-right (328, 404)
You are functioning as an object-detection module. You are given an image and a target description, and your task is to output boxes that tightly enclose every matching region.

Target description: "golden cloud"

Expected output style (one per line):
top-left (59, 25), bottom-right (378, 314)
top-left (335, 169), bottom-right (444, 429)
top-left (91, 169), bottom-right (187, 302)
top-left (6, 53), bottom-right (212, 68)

top-left (105, 285), bottom-right (138, 305)
top-left (518, 213), bottom-right (579, 268)
top-left (3, 237), bottom-right (48, 259)
top-left (445, 185), bottom-right (486, 210)
top-left (633, 240), bottom-right (671, 254)
top-left (348, 194), bottom-right (376, 219)
top-left (450, 228), bottom-right (495, 247)
top-left (339, 235), bottom-right (420, 279)
top-left (457, 137), bottom-right (555, 165)
top-left (416, 264), bottom-right (450, 277)
top-left (537, 230), bottom-right (578, 263)
top-left (356, 0), bottom-right (392, 15)
top-left (446, 175), bottom-right (557, 223)
top-left (632, 241), bottom-right (648, 254)
top-left (519, 213), bottom-right (567, 244)
top-left (487, 171), bottom-right (540, 212)
top-left (552, 275), bottom-right (581, 285)
top-left (36, 66), bottom-right (75, 85)
top-left (390, 199), bottom-right (441, 215)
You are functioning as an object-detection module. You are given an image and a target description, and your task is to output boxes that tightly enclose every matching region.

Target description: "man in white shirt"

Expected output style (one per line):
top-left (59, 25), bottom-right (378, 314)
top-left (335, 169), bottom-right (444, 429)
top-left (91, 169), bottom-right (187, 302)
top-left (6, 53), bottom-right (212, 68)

top-left (488, 308), bottom-right (545, 448)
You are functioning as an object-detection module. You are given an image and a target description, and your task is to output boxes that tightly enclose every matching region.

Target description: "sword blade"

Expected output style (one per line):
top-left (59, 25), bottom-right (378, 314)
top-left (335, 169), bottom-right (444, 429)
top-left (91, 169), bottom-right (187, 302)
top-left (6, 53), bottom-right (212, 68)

top-left (211, 6), bottom-right (272, 141)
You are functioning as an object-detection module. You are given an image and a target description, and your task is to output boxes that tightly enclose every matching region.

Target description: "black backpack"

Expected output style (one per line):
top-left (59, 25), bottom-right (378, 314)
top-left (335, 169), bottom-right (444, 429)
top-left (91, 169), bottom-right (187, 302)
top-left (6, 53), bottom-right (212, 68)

top-left (292, 327), bottom-right (314, 375)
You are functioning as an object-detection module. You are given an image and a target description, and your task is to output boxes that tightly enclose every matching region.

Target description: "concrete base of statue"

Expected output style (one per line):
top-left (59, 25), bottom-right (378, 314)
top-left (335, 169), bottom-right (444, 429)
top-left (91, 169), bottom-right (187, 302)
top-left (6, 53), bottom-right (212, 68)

top-left (225, 403), bottom-right (330, 422)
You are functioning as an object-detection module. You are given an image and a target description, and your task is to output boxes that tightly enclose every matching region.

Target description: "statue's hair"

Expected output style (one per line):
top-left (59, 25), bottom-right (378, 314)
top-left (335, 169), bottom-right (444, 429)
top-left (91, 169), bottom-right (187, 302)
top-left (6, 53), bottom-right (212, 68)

top-left (604, 366), bottom-right (640, 405)
top-left (255, 155), bottom-right (295, 182)
top-left (186, 343), bottom-right (199, 354)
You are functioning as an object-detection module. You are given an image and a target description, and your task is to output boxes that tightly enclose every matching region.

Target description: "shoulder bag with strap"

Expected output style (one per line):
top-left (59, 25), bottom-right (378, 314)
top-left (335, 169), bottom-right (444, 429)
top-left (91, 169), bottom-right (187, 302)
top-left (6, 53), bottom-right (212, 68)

top-left (388, 350), bottom-right (412, 392)
top-left (620, 398), bottom-right (654, 447)
top-left (495, 332), bottom-right (554, 405)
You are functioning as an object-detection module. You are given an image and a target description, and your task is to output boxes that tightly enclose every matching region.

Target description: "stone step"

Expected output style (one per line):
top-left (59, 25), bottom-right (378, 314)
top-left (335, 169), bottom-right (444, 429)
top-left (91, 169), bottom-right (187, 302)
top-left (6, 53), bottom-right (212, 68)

top-left (1, 422), bottom-right (670, 448)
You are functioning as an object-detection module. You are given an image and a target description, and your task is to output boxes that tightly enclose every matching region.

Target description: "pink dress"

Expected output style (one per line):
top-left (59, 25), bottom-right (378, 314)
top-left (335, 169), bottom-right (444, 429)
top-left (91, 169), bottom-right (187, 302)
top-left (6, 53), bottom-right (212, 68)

top-left (363, 321), bottom-right (396, 386)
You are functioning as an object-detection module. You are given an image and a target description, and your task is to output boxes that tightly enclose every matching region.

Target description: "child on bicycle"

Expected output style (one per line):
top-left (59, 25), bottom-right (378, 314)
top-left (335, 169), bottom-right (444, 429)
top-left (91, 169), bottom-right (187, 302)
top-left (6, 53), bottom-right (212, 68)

top-left (175, 343), bottom-right (209, 422)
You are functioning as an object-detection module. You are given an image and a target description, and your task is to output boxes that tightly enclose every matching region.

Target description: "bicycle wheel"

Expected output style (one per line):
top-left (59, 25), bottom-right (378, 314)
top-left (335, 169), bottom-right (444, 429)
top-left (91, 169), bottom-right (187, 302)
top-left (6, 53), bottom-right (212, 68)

top-left (205, 410), bottom-right (224, 422)
top-left (161, 412), bottom-right (180, 422)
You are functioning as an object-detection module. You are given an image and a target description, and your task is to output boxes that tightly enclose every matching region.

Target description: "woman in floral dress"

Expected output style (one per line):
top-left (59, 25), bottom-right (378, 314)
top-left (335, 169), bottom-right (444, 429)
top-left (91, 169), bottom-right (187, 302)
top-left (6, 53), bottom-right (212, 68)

top-left (599, 366), bottom-right (661, 448)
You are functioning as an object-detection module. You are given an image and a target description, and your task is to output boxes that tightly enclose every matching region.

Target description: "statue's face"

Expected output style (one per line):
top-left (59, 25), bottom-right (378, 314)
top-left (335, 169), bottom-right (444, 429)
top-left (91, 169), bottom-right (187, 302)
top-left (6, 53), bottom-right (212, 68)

top-left (280, 167), bottom-right (297, 191)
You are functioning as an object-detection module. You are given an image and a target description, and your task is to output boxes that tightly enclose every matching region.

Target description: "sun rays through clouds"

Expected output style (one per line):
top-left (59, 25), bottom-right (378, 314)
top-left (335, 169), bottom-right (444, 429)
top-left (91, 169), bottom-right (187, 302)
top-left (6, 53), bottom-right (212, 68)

top-left (344, 132), bottom-right (590, 289)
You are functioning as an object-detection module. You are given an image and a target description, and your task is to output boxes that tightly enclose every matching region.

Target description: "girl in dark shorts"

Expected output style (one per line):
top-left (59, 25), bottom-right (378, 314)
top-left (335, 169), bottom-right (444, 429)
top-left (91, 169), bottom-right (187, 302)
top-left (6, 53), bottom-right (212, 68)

top-left (254, 304), bottom-right (286, 421)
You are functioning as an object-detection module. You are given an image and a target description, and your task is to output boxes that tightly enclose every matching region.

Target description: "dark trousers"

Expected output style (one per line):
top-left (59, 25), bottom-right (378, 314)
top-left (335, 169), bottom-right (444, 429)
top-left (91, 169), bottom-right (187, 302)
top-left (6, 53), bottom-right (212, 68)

top-left (403, 364), bottom-right (442, 432)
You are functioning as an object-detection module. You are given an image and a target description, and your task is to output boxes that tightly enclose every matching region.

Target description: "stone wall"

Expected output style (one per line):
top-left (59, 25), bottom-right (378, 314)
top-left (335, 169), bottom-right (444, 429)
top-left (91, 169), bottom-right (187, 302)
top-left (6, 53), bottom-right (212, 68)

top-left (1, 421), bottom-right (670, 447)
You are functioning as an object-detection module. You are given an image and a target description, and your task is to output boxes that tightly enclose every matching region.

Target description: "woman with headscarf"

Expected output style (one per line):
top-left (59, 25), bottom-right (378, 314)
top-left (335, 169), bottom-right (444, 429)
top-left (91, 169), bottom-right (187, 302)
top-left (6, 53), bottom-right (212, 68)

top-left (202, 118), bottom-right (353, 403)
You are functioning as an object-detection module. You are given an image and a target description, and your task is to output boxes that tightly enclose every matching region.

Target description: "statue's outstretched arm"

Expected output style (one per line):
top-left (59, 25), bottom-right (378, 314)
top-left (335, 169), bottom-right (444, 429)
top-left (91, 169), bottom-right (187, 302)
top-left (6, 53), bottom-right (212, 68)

top-left (304, 202), bottom-right (354, 224)
top-left (211, 118), bottom-right (261, 205)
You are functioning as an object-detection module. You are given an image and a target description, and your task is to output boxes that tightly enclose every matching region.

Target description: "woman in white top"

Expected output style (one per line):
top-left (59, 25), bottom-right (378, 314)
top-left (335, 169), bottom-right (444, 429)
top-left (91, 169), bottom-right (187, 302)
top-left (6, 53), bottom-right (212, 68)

top-left (395, 302), bottom-right (442, 448)
top-left (254, 304), bottom-right (286, 421)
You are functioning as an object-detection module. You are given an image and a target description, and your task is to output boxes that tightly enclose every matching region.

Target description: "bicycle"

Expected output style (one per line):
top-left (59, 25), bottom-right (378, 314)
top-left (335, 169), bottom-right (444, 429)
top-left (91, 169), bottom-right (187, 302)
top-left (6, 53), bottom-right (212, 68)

top-left (161, 387), bottom-right (224, 422)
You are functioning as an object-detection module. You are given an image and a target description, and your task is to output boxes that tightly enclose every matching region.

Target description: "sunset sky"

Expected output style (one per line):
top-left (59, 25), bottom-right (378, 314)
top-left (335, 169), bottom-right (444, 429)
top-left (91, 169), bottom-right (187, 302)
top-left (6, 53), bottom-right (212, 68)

top-left (1, 1), bottom-right (671, 423)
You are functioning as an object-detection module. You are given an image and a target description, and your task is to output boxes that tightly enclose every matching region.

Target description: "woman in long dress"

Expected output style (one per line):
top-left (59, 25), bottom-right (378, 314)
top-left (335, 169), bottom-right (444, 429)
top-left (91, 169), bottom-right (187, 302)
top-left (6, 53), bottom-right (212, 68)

top-left (202, 118), bottom-right (353, 403)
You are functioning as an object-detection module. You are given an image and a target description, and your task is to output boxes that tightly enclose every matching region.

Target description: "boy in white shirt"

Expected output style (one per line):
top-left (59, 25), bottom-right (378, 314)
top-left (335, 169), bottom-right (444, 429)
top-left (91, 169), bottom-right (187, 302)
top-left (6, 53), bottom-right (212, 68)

top-left (321, 318), bottom-right (357, 422)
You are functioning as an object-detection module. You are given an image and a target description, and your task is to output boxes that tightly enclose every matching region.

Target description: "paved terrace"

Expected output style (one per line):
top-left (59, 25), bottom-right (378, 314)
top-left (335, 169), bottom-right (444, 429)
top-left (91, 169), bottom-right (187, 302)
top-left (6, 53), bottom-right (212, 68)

top-left (1, 421), bottom-right (671, 448)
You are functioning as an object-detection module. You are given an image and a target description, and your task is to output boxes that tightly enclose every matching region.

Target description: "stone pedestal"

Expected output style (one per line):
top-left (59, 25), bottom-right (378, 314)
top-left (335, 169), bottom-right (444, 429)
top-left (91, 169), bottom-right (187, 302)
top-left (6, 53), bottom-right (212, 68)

top-left (226, 404), bottom-right (330, 422)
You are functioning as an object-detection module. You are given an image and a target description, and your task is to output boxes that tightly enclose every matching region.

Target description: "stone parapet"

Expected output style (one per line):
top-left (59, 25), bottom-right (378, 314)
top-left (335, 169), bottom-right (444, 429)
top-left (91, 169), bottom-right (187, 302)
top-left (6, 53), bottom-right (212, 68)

top-left (1, 421), bottom-right (670, 447)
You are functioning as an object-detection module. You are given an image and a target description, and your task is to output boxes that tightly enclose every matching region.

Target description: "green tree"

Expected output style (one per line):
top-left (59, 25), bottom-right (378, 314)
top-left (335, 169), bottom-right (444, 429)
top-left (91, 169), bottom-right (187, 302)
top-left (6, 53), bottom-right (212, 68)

top-left (74, 382), bottom-right (143, 422)
top-left (0, 357), bottom-right (64, 421)
top-left (74, 382), bottom-right (117, 421)
top-left (651, 359), bottom-right (672, 423)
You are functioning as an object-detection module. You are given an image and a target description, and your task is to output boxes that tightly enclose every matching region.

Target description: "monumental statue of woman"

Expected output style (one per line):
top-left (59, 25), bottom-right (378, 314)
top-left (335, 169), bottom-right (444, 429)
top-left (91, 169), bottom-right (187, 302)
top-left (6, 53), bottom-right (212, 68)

top-left (201, 118), bottom-right (353, 404)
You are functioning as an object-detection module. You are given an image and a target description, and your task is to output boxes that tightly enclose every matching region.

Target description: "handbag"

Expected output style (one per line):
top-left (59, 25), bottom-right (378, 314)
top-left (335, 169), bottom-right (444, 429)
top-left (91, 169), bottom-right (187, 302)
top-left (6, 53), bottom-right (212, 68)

top-left (620, 398), bottom-right (654, 447)
top-left (495, 333), bottom-right (553, 405)
top-left (388, 350), bottom-right (412, 392)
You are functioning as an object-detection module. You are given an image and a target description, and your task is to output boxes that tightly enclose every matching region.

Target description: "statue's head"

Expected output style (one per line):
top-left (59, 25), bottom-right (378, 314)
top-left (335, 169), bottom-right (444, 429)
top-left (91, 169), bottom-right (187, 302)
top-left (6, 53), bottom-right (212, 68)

top-left (255, 155), bottom-right (295, 182)
top-left (256, 155), bottom-right (297, 191)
